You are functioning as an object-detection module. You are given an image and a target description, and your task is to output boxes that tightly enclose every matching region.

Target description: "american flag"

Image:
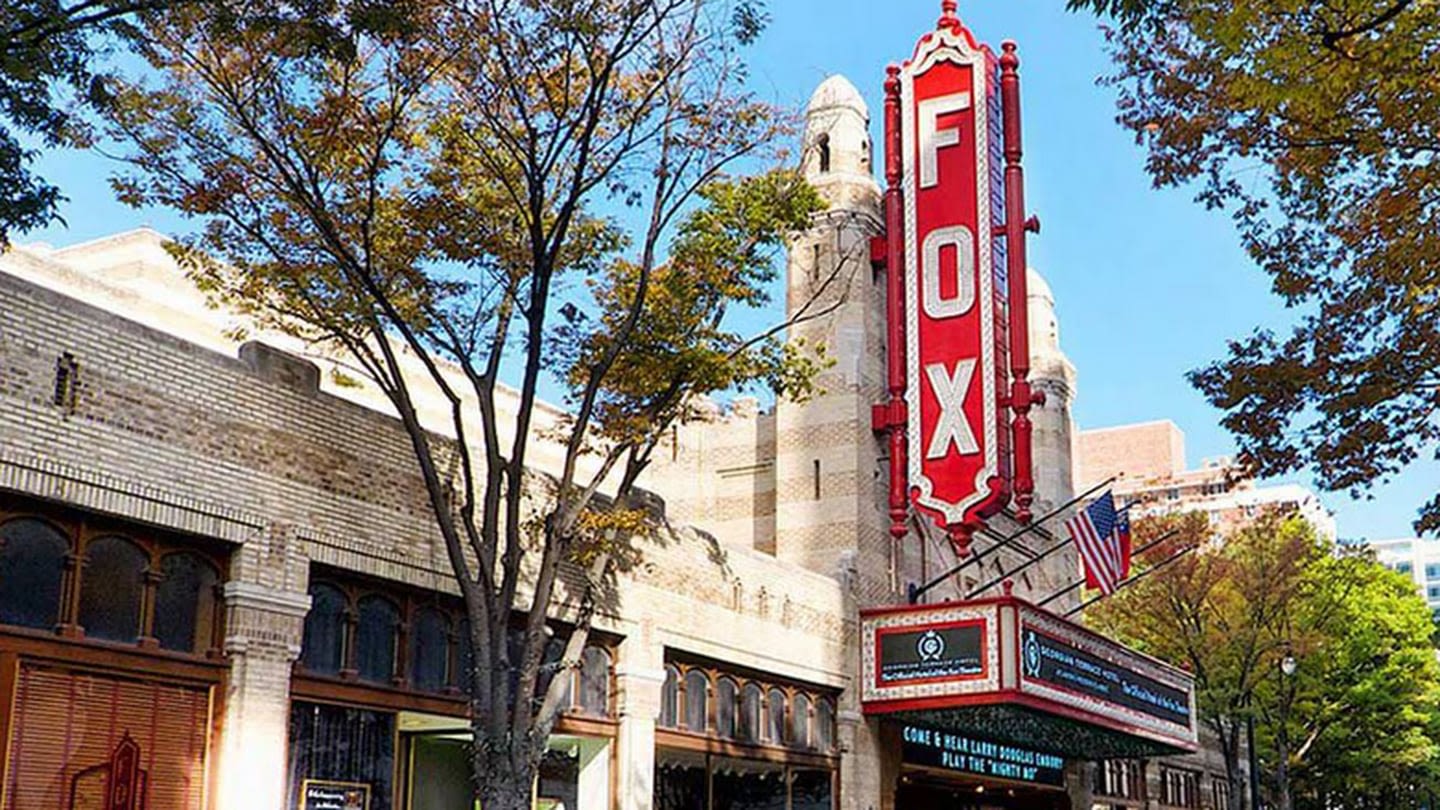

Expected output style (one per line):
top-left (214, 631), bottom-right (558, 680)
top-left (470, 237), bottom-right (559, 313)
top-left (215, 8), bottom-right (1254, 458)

top-left (1066, 492), bottom-right (1129, 595)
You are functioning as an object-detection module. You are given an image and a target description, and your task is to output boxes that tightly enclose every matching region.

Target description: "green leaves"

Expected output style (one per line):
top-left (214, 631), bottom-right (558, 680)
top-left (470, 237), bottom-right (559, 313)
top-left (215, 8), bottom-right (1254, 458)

top-left (1075, 0), bottom-right (1440, 534)
top-left (1089, 512), bottom-right (1440, 809)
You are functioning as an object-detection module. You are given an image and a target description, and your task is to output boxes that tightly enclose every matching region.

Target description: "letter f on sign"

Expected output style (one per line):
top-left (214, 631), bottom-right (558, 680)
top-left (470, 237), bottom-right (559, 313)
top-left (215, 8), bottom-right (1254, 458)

top-left (925, 359), bottom-right (979, 459)
top-left (919, 92), bottom-right (971, 189)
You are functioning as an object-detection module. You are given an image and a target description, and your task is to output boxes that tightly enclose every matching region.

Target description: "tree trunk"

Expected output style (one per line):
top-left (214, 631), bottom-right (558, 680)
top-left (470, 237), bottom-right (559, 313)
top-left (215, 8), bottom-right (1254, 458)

top-left (476, 762), bottom-right (536, 810)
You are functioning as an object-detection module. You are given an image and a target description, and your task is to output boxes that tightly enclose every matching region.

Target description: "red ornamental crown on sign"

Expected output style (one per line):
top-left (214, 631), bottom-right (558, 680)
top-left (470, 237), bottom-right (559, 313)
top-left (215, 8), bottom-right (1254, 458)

top-left (876, 2), bottom-right (1042, 556)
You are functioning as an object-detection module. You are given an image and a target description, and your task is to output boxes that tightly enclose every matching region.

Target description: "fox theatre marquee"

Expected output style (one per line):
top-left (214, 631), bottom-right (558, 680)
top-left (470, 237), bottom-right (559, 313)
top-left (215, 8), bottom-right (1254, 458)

top-left (865, 0), bottom-right (1200, 777)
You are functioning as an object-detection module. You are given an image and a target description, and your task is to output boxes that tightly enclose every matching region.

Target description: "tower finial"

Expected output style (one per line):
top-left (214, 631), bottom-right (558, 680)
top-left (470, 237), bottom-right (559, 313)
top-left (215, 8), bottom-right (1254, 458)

top-left (939, 0), bottom-right (959, 28)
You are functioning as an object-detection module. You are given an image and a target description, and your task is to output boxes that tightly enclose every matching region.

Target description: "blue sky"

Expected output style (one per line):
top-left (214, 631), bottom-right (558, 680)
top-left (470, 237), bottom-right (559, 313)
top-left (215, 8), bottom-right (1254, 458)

top-left (19, 0), bottom-right (1436, 541)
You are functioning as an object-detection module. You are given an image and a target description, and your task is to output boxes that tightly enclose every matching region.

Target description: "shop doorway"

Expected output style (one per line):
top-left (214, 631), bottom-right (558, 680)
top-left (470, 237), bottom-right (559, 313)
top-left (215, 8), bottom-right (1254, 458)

top-left (397, 712), bottom-right (611, 810)
top-left (896, 770), bottom-right (1070, 810)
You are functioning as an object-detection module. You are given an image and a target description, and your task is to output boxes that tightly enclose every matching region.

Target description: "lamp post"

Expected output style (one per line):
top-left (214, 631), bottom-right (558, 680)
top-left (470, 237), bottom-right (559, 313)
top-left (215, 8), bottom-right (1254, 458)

top-left (1277, 653), bottom-right (1297, 810)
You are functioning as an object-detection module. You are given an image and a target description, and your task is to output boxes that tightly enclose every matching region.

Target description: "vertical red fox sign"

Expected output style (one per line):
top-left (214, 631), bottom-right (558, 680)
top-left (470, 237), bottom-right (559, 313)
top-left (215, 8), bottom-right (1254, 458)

top-left (901, 6), bottom-right (1011, 546)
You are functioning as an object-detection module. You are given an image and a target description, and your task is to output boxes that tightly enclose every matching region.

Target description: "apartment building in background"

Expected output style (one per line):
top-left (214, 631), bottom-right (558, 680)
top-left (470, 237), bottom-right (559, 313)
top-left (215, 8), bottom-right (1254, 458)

top-left (1076, 420), bottom-right (1337, 542)
top-left (1366, 537), bottom-right (1440, 616)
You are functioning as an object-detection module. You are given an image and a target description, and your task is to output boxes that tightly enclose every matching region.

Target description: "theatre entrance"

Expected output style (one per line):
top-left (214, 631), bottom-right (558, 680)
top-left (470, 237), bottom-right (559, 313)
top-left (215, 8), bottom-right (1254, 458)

top-left (896, 769), bottom-right (1069, 810)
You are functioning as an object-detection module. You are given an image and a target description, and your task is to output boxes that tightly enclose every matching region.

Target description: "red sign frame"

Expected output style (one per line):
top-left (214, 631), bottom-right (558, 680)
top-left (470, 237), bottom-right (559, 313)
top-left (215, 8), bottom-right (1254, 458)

top-left (877, 4), bottom-right (1043, 552)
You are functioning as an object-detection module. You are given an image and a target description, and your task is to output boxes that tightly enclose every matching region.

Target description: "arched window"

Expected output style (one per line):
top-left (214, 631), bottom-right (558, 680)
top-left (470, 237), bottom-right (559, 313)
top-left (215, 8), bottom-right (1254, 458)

top-left (0, 518), bottom-right (68, 630)
top-left (792, 693), bottom-right (812, 749)
top-left (817, 133), bottom-right (831, 173)
top-left (815, 698), bottom-right (836, 752)
top-left (739, 682), bottom-right (763, 742)
top-left (302, 583), bottom-right (347, 675)
top-left (659, 665), bottom-right (680, 728)
top-left (579, 647), bottom-right (611, 716)
top-left (765, 688), bottom-right (787, 744)
top-left (153, 552), bottom-right (220, 653)
top-left (682, 670), bottom-right (709, 733)
top-left (410, 607), bottom-right (450, 692)
top-left (78, 536), bottom-right (147, 643)
top-left (715, 678), bottom-right (738, 739)
top-left (355, 595), bottom-right (399, 683)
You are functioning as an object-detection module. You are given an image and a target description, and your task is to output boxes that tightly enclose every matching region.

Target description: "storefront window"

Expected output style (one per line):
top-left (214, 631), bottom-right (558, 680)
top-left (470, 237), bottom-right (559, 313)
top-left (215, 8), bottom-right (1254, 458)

top-left (765, 688), bottom-right (786, 744)
top-left (790, 770), bottom-right (833, 810)
top-left (814, 699), bottom-right (835, 753)
top-left (656, 750), bottom-right (708, 810)
top-left (0, 502), bottom-right (228, 656)
top-left (154, 551), bottom-right (220, 653)
top-left (579, 646), bottom-right (611, 716)
top-left (410, 606), bottom-right (450, 691)
top-left (303, 583), bottom-right (347, 675)
top-left (683, 669), bottom-right (710, 732)
top-left (660, 665), bottom-right (680, 728)
top-left (0, 517), bottom-right (66, 630)
top-left (78, 535), bottom-right (147, 643)
top-left (716, 677), bottom-right (739, 739)
top-left (740, 683), bottom-right (763, 743)
top-left (288, 701), bottom-right (395, 810)
top-left (538, 747), bottom-right (580, 810)
top-left (713, 757), bottom-right (785, 810)
top-left (791, 694), bottom-right (810, 749)
top-left (356, 595), bottom-right (400, 683)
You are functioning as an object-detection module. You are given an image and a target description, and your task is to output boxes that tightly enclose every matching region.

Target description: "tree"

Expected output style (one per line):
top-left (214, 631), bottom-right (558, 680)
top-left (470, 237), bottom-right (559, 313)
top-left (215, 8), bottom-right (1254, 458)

top-left (0, 0), bottom-right (188, 242)
top-left (1067, 0), bottom-right (1440, 534)
top-left (1087, 511), bottom-right (1440, 810)
top-left (1087, 511), bottom-right (1319, 809)
top-left (104, 1), bottom-right (854, 808)
top-left (1263, 551), bottom-right (1440, 810)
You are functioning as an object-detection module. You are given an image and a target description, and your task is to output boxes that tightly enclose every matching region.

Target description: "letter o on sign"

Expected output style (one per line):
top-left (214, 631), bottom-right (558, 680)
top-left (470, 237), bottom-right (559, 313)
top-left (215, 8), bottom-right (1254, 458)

top-left (922, 225), bottom-right (976, 319)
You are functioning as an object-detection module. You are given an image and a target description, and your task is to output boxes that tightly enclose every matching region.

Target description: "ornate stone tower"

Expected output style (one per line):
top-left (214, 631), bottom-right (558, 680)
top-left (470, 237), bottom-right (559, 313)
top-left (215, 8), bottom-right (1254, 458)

top-left (771, 75), bottom-right (890, 601)
top-left (1027, 267), bottom-right (1079, 518)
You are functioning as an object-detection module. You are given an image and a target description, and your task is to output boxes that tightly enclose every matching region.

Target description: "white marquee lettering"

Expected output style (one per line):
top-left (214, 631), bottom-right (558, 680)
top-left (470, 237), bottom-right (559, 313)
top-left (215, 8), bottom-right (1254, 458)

top-left (925, 359), bottom-right (979, 459)
top-left (919, 91), bottom-right (971, 189)
top-left (922, 225), bottom-right (976, 319)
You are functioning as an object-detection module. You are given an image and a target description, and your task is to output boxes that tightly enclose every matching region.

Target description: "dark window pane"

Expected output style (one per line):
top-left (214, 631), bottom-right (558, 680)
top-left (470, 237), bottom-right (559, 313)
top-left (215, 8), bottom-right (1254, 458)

top-left (579, 647), bottom-right (610, 716)
top-left (792, 770), bottom-right (834, 810)
top-left (655, 752), bottom-right (707, 810)
top-left (410, 607), bottom-right (449, 692)
top-left (287, 700), bottom-right (394, 810)
top-left (765, 688), bottom-right (786, 744)
top-left (540, 635), bottom-right (567, 709)
top-left (659, 666), bottom-right (680, 728)
top-left (815, 699), bottom-right (835, 752)
top-left (0, 519), bottom-right (67, 630)
top-left (739, 683), bottom-right (762, 743)
top-left (302, 583), bottom-right (347, 674)
top-left (78, 536), bottom-right (147, 643)
top-left (712, 758), bottom-right (785, 810)
top-left (356, 595), bottom-right (399, 684)
top-left (792, 693), bottom-right (811, 749)
top-left (539, 747), bottom-right (579, 810)
top-left (154, 553), bottom-right (220, 653)
top-left (683, 670), bottom-right (709, 733)
top-left (715, 678), bottom-right (738, 739)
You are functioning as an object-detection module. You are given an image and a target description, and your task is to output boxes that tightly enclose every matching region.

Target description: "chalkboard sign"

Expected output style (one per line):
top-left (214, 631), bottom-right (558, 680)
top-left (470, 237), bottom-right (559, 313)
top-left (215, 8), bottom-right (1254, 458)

top-left (876, 621), bottom-right (984, 685)
top-left (1021, 626), bottom-right (1191, 727)
top-left (901, 724), bottom-right (1066, 787)
top-left (301, 779), bottom-right (371, 810)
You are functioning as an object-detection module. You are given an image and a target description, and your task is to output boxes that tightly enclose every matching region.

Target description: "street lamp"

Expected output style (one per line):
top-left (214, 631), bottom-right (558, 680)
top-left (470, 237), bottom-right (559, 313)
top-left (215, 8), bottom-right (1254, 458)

top-left (1277, 652), bottom-right (1298, 810)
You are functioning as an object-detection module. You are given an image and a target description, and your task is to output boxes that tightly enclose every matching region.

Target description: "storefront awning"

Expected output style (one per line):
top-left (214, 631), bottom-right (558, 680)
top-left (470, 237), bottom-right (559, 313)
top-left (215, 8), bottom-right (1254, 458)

top-left (860, 596), bottom-right (1198, 759)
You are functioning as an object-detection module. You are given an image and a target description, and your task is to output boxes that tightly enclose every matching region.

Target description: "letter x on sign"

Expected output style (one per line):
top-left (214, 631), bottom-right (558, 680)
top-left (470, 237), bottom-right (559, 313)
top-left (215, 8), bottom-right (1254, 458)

top-left (925, 359), bottom-right (978, 459)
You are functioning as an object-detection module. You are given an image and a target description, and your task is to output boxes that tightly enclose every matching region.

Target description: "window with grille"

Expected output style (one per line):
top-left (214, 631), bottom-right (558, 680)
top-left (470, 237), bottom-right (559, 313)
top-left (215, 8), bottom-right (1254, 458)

top-left (1096, 759), bottom-right (1145, 800)
top-left (1160, 767), bottom-right (1201, 808)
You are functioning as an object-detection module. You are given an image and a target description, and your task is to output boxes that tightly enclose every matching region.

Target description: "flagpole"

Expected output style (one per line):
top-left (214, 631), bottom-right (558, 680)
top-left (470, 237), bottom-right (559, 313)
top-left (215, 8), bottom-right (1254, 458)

top-left (1063, 543), bottom-right (1199, 618)
top-left (1031, 529), bottom-right (1179, 608)
top-left (908, 476), bottom-right (1116, 603)
top-left (967, 502), bottom-right (1140, 600)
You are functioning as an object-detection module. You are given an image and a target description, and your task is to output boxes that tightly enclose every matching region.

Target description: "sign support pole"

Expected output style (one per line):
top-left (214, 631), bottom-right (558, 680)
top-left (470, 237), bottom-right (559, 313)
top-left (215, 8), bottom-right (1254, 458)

top-left (1064, 544), bottom-right (1199, 617)
top-left (908, 476), bottom-right (1116, 603)
top-left (998, 41), bottom-right (1045, 524)
top-left (881, 64), bottom-right (909, 541)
